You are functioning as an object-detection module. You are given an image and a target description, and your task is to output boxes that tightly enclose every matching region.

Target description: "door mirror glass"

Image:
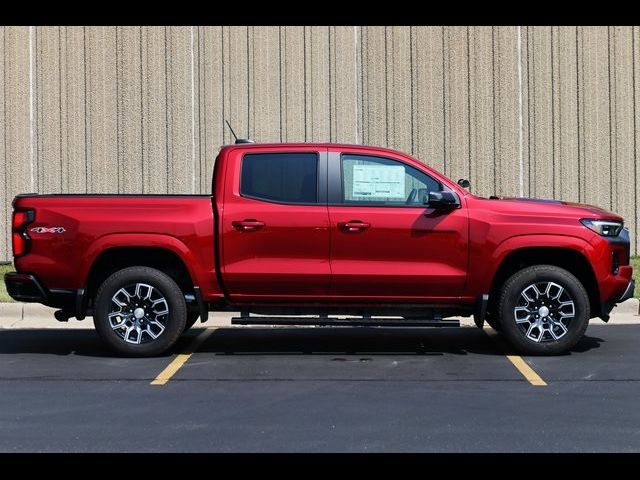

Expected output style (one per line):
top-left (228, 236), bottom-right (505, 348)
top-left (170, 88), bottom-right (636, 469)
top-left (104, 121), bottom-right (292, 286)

top-left (426, 191), bottom-right (460, 209)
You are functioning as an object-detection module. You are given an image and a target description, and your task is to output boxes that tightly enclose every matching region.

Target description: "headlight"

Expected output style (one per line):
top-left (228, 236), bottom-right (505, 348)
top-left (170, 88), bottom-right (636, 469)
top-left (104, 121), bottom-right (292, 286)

top-left (580, 219), bottom-right (623, 237)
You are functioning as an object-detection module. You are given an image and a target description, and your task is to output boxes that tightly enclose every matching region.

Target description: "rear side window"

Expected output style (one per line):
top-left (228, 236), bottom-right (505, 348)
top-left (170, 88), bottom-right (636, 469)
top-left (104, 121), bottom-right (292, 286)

top-left (241, 153), bottom-right (318, 204)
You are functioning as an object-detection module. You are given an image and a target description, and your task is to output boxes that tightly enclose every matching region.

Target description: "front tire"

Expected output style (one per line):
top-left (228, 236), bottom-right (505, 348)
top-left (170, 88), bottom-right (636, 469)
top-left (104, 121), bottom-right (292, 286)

top-left (93, 266), bottom-right (187, 357)
top-left (498, 265), bottom-right (590, 355)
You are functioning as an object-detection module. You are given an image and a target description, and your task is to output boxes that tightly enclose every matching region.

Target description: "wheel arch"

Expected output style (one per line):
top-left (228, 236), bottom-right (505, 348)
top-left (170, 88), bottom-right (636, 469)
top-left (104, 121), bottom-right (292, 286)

top-left (488, 246), bottom-right (601, 318)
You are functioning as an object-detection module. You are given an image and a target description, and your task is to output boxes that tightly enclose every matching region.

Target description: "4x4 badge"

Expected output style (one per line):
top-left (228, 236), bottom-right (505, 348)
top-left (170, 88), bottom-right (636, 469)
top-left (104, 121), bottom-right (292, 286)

top-left (31, 227), bottom-right (66, 234)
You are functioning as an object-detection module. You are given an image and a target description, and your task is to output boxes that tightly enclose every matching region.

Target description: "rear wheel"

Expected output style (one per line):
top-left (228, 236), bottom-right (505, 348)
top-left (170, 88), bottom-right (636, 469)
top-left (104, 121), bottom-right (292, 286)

top-left (184, 311), bottom-right (200, 332)
top-left (498, 265), bottom-right (590, 355)
top-left (93, 266), bottom-right (187, 357)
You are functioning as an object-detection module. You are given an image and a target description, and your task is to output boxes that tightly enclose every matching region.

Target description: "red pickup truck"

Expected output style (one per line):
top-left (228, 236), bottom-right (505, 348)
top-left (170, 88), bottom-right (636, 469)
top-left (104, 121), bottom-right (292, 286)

top-left (4, 142), bottom-right (634, 356)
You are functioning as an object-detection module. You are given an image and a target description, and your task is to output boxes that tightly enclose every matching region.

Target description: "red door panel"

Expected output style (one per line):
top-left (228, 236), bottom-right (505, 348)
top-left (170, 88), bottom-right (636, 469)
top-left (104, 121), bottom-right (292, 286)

top-left (328, 206), bottom-right (468, 298)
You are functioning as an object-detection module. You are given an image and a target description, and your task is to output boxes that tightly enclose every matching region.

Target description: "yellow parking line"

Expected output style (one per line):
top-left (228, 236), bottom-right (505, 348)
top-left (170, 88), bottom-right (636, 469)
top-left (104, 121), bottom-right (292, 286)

top-left (504, 354), bottom-right (547, 386)
top-left (151, 327), bottom-right (217, 386)
top-left (484, 328), bottom-right (547, 386)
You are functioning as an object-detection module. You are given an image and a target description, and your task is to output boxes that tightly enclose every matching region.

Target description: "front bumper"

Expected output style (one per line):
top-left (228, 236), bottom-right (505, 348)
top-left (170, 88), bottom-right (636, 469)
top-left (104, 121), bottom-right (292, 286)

top-left (601, 278), bottom-right (635, 321)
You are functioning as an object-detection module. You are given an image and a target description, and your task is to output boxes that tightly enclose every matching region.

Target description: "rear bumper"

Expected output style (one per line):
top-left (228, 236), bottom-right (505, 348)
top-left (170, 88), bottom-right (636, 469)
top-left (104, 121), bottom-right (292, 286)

top-left (4, 272), bottom-right (77, 310)
top-left (4, 272), bottom-right (48, 302)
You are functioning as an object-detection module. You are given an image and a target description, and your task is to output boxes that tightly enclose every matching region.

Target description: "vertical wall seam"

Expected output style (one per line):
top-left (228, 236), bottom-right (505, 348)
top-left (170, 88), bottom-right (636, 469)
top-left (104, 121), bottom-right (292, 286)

top-left (115, 27), bottom-right (121, 193)
top-left (3, 28), bottom-right (7, 256)
top-left (441, 26), bottom-right (447, 174)
top-left (575, 26), bottom-right (582, 203)
top-left (190, 25), bottom-right (196, 194)
top-left (492, 26), bottom-right (498, 195)
top-left (354, 25), bottom-right (359, 144)
top-left (83, 26), bottom-right (89, 193)
top-left (409, 26), bottom-right (414, 155)
top-left (328, 27), bottom-right (333, 142)
top-left (221, 27), bottom-right (225, 144)
top-left (164, 26), bottom-right (170, 193)
top-left (246, 26), bottom-right (250, 138)
top-left (550, 27), bottom-right (556, 198)
top-left (607, 26), bottom-right (614, 210)
top-left (278, 26), bottom-right (283, 142)
top-left (384, 26), bottom-right (389, 147)
top-left (139, 26), bottom-right (144, 194)
top-left (58, 27), bottom-right (64, 192)
top-left (517, 25), bottom-right (524, 197)
top-left (29, 26), bottom-right (35, 192)
top-left (531, 28), bottom-right (537, 197)
top-left (632, 26), bottom-right (638, 253)
top-left (466, 26), bottom-right (472, 181)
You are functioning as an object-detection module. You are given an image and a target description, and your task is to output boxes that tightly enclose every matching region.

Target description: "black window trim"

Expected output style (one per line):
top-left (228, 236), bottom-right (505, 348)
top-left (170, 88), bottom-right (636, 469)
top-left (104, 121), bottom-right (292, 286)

top-left (239, 150), bottom-right (328, 206)
top-left (327, 151), bottom-right (443, 208)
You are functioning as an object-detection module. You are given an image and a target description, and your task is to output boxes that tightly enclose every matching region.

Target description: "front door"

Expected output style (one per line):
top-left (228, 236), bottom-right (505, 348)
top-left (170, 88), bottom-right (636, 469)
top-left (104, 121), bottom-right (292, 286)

top-left (327, 150), bottom-right (468, 300)
top-left (221, 148), bottom-right (331, 300)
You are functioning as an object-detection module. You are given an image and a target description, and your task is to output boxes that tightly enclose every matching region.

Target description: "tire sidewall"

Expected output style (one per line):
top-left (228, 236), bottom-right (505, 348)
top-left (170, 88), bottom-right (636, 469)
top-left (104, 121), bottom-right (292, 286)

top-left (499, 265), bottom-right (590, 355)
top-left (93, 267), bottom-right (187, 357)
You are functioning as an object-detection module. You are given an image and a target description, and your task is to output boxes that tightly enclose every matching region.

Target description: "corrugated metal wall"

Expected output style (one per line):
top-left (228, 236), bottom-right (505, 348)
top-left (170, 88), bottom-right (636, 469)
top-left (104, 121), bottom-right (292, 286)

top-left (1, 26), bottom-right (639, 261)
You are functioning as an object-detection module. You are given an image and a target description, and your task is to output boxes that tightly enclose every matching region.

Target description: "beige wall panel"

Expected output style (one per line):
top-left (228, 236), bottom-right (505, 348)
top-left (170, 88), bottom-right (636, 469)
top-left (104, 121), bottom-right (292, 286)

top-left (1, 27), bottom-right (6, 260)
top-left (361, 26), bottom-right (386, 147)
top-left (141, 26), bottom-right (168, 194)
top-left (281, 26), bottom-right (305, 142)
top-left (116, 26), bottom-right (143, 194)
top-left (249, 26), bottom-right (281, 143)
top-left (86, 26), bottom-right (118, 193)
top-left (468, 26), bottom-right (494, 197)
top-left (385, 26), bottom-right (412, 153)
top-left (331, 26), bottom-right (358, 144)
top-left (166, 26), bottom-right (193, 194)
top-left (222, 26), bottom-right (249, 144)
top-left (35, 27), bottom-right (62, 193)
top-left (197, 26), bottom-right (223, 194)
top-left (305, 26), bottom-right (330, 142)
top-left (4, 26), bottom-right (32, 261)
top-left (581, 26), bottom-right (612, 211)
top-left (494, 26), bottom-right (520, 197)
top-left (412, 27), bottom-right (445, 172)
top-left (556, 27), bottom-right (580, 204)
top-left (612, 27), bottom-right (636, 252)
top-left (444, 26), bottom-right (470, 181)
top-left (529, 26), bottom-right (555, 200)
top-left (61, 27), bottom-right (87, 194)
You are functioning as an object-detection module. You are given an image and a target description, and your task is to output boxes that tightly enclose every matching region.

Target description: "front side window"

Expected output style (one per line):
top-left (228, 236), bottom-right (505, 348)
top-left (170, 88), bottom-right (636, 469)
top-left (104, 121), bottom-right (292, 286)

top-left (341, 154), bottom-right (440, 206)
top-left (241, 152), bottom-right (318, 204)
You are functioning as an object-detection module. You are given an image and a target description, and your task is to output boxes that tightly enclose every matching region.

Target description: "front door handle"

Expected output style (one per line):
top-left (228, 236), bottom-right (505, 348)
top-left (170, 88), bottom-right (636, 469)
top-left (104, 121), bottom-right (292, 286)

top-left (232, 219), bottom-right (265, 232)
top-left (338, 220), bottom-right (371, 233)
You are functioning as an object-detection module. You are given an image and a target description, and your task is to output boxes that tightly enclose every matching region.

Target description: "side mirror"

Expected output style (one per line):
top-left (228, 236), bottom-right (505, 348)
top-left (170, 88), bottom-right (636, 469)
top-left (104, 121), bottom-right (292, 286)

top-left (457, 178), bottom-right (471, 188)
top-left (426, 191), bottom-right (460, 209)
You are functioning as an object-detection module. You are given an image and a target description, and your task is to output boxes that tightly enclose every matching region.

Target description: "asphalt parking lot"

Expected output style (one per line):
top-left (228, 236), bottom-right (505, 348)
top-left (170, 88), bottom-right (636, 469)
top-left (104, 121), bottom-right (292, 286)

top-left (1, 318), bottom-right (640, 452)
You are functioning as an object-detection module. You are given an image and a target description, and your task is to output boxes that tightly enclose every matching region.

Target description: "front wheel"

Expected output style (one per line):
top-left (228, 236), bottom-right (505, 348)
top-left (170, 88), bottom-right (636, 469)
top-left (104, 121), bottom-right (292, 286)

top-left (498, 265), bottom-right (590, 355)
top-left (93, 266), bottom-right (187, 357)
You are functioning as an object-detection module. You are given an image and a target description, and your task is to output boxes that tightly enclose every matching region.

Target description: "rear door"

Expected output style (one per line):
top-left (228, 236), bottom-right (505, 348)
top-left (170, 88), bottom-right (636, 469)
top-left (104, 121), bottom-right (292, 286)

top-left (327, 148), bottom-right (469, 300)
top-left (221, 147), bottom-right (331, 300)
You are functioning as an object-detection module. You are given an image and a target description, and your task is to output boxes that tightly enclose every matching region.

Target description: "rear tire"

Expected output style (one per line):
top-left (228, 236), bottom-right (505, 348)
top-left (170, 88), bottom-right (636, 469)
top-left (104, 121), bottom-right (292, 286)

top-left (93, 266), bottom-right (187, 357)
top-left (184, 311), bottom-right (200, 332)
top-left (498, 265), bottom-right (589, 355)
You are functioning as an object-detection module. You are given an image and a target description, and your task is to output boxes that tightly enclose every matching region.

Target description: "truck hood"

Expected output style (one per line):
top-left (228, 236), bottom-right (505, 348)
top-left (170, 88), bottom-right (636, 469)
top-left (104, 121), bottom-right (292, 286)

top-left (479, 196), bottom-right (623, 221)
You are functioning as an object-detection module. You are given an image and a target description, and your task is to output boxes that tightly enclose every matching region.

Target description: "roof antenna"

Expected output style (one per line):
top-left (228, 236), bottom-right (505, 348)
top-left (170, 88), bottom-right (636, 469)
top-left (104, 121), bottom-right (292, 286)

top-left (225, 119), bottom-right (255, 144)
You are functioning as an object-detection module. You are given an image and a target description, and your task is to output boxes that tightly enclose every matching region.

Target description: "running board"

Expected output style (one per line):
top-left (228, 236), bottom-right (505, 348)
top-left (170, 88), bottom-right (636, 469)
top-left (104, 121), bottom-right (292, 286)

top-left (231, 316), bottom-right (460, 328)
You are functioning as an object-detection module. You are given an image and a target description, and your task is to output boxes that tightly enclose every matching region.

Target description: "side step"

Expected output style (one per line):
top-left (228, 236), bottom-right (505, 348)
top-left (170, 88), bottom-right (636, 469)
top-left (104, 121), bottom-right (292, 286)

top-left (231, 316), bottom-right (460, 328)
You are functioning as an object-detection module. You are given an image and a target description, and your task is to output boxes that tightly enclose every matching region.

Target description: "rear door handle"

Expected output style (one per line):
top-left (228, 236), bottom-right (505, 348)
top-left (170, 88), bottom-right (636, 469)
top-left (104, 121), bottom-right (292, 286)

top-left (338, 220), bottom-right (371, 233)
top-left (232, 219), bottom-right (265, 232)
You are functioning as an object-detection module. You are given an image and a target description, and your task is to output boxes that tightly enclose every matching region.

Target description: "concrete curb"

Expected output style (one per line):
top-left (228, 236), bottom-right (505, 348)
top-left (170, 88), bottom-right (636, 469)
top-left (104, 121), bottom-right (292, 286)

top-left (0, 298), bottom-right (638, 329)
